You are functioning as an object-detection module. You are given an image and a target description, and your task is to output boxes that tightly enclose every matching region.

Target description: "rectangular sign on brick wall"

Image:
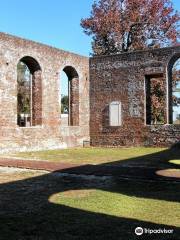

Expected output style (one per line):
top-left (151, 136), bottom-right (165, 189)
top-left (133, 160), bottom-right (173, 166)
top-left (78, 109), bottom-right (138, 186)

top-left (109, 102), bottom-right (121, 126)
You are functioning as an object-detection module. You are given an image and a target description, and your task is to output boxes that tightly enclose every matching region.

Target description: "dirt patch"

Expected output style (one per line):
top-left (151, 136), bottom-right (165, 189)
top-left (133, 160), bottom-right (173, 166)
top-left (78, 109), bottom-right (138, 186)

top-left (0, 167), bottom-right (47, 184)
top-left (156, 169), bottom-right (180, 179)
top-left (0, 167), bottom-right (112, 216)
top-left (49, 189), bottom-right (95, 203)
top-left (62, 189), bottom-right (95, 198)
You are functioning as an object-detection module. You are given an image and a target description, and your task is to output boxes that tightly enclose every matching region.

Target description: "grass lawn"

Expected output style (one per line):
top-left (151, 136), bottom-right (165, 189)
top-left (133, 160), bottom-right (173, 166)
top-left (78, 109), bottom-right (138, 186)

top-left (0, 168), bottom-right (179, 240)
top-left (50, 182), bottom-right (180, 228)
top-left (169, 159), bottom-right (180, 165)
top-left (10, 147), bottom-right (167, 164)
top-left (0, 147), bottom-right (180, 239)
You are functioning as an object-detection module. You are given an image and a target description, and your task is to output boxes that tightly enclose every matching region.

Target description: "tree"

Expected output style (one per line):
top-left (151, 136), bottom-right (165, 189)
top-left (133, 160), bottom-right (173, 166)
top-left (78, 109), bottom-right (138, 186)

top-left (61, 95), bottom-right (69, 114)
top-left (150, 78), bottom-right (165, 124)
top-left (81, 0), bottom-right (180, 56)
top-left (17, 62), bottom-right (31, 115)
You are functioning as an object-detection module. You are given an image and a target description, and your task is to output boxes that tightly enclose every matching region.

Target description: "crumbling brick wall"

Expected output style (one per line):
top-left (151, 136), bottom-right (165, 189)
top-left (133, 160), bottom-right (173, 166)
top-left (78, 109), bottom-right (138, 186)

top-left (0, 32), bottom-right (89, 153)
top-left (90, 46), bottom-right (180, 147)
top-left (1, 32), bottom-right (179, 151)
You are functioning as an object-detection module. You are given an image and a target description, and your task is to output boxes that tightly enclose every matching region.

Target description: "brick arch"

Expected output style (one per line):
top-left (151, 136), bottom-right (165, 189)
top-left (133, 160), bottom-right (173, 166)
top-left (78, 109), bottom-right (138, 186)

top-left (17, 56), bottom-right (42, 126)
top-left (63, 66), bottom-right (79, 79)
top-left (61, 66), bottom-right (79, 126)
top-left (167, 54), bottom-right (180, 124)
top-left (167, 53), bottom-right (180, 71)
top-left (19, 56), bottom-right (42, 73)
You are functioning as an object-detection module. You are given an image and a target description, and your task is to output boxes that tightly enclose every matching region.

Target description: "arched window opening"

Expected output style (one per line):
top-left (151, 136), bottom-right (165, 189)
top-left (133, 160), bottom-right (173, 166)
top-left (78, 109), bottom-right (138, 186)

top-left (169, 57), bottom-right (180, 124)
top-left (60, 71), bottom-right (69, 126)
top-left (17, 56), bottom-right (42, 127)
top-left (60, 66), bottom-right (79, 126)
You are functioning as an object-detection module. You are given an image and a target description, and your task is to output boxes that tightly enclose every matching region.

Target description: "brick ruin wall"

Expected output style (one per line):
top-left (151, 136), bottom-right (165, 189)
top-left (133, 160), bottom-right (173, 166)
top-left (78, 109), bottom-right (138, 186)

top-left (90, 46), bottom-right (180, 147)
top-left (0, 32), bottom-right (180, 152)
top-left (0, 32), bottom-right (89, 153)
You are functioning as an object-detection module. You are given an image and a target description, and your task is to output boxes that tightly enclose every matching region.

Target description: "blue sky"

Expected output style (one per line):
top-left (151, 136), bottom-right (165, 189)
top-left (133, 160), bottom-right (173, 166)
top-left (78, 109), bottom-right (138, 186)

top-left (1, 0), bottom-right (179, 96)
top-left (0, 0), bottom-right (179, 57)
top-left (0, 0), bottom-right (94, 56)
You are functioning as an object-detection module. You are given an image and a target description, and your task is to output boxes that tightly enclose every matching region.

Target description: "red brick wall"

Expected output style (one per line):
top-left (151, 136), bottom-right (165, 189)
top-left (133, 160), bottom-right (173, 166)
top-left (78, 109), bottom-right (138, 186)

top-left (0, 32), bottom-right (89, 153)
top-left (70, 77), bottom-right (79, 126)
top-left (32, 70), bottom-right (42, 126)
top-left (90, 47), bottom-right (180, 147)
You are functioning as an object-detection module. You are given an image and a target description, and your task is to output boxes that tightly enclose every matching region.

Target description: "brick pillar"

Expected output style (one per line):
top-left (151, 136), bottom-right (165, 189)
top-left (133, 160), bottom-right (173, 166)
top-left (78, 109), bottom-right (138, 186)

top-left (32, 70), bottom-right (42, 126)
top-left (69, 77), bottom-right (79, 126)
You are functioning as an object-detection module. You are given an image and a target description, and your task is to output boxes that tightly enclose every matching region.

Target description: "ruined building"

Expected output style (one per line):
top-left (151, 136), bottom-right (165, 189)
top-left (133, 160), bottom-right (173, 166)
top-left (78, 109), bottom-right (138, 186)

top-left (90, 48), bottom-right (180, 146)
top-left (0, 32), bottom-right (179, 152)
top-left (0, 33), bottom-right (89, 152)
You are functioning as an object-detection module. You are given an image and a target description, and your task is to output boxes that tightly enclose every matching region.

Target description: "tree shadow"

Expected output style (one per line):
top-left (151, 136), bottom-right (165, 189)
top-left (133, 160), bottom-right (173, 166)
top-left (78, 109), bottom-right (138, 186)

top-left (0, 147), bottom-right (180, 239)
top-left (58, 147), bottom-right (180, 189)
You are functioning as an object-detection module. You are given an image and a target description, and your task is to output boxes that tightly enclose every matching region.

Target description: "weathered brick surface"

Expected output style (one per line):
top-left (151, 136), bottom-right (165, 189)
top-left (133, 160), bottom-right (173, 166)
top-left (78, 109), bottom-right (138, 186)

top-left (0, 32), bottom-right (89, 153)
top-left (90, 46), bottom-right (180, 147)
top-left (70, 77), bottom-right (79, 126)
top-left (1, 32), bottom-right (180, 151)
top-left (32, 70), bottom-right (42, 126)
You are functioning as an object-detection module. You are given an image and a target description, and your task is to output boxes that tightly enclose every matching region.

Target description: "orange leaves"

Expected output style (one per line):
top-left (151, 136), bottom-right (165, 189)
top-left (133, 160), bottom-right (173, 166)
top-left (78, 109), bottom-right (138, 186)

top-left (81, 0), bottom-right (180, 55)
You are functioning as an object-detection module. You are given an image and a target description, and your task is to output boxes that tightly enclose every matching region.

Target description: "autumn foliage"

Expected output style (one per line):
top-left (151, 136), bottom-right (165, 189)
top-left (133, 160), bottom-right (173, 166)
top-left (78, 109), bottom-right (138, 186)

top-left (81, 0), bottom-right (180, 55)
top-left (150, 78), bottom-right (166, 124)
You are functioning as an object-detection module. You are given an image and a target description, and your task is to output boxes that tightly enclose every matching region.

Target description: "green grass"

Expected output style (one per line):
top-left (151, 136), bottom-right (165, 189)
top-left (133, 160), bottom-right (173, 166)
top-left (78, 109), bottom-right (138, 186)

top-left (0, 171), bottom-right (179, 240)
top-left (50, 184), bottom-right (180, 227)
top-left (169, 160), bottom-right (180, 165)
top-left (1, 147), bottom-right (180, 239)
top-left (11, 147), bottom-right (167, 164)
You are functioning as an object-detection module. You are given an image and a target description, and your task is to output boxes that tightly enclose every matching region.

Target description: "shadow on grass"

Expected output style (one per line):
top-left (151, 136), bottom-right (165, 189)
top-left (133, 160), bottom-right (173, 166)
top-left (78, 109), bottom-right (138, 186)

top-left (0, 147), bottom-right (180, 240)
